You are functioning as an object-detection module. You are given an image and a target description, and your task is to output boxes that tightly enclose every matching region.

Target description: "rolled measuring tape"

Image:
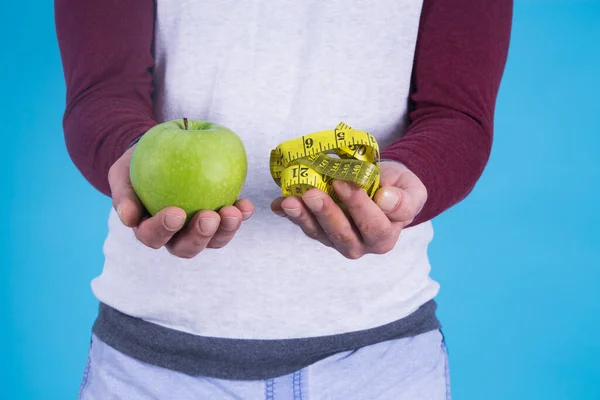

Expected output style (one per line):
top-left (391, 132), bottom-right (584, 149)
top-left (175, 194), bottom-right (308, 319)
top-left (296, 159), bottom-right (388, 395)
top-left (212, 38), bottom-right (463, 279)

top-left (269, 122), bottom-right (381, 204)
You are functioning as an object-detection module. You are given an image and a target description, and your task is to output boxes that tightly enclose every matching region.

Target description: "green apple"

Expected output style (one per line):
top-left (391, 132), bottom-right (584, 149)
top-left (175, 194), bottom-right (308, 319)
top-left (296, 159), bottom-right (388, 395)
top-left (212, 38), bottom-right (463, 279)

top-left (130, 118), bottom-right (247, 221)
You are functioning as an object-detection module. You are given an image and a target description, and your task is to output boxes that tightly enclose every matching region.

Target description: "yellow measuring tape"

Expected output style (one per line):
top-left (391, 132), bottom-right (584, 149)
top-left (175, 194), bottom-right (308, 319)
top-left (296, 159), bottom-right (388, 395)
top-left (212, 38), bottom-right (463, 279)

top-left (270, 122), bottom-right (381, 204)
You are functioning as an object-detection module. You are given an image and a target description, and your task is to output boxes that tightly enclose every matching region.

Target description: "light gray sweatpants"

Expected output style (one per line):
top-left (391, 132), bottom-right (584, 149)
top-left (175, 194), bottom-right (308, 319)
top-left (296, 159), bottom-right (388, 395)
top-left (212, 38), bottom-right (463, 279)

top-left (78, 329), bottom-right (451, 400)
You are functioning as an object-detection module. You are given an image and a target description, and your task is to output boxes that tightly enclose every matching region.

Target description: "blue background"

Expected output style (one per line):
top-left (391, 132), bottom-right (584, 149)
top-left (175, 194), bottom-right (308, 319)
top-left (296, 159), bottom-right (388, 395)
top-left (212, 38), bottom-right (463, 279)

top-left (1, 1), bottom-right (598, 399)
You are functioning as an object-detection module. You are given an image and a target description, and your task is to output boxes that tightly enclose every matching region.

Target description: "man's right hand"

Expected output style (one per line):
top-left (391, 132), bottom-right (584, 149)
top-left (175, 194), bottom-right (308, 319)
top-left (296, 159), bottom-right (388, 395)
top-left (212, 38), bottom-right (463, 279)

top-left (107, 146), bottom-right (254, 259)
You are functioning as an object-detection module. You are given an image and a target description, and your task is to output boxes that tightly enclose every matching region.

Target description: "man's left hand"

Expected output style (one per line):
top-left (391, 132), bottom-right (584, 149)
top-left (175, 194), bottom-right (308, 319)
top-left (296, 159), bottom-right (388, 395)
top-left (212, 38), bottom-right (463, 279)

top-left (270, 161), bottom-right (428, 259)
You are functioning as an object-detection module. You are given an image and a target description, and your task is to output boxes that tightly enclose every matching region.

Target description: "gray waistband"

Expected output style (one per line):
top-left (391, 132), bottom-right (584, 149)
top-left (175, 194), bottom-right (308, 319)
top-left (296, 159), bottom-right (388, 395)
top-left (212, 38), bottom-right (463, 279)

top-left (92, 301), bottom-right (440, 380)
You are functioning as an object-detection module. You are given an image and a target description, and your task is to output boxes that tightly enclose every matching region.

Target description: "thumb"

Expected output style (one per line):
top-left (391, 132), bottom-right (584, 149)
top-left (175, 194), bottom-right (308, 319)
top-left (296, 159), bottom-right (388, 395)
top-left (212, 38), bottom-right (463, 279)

top-left (373, 185), bottom-right (424, 225)
top-left (108, 147), bottom-right (144, 227)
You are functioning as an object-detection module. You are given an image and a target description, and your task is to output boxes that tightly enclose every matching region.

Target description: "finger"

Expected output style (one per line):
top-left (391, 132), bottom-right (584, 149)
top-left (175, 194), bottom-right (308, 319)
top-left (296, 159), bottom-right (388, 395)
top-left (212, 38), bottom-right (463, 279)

top-left (234, 198), bottom-right (255, 221)
top-left (375, 164), bottom-right (428, 225)
top-left (301, 188), bottom-right (364, 259)
top-left (207, 205), bottom-right (244, 249)
top-left (108, 148), bottom-right (144, 227)
top-left (279, 196), bottom-right (334, 247)
top-left (373, 186), bottom-right (423, 226)
top-left (332, 180), bottom-right (396, 252)
top-left (165, 210), bottom-right (221, 258)
top-left (270, 197), bottom-right (288, 217)
top-left (133, 206), bottom-right (187, 249)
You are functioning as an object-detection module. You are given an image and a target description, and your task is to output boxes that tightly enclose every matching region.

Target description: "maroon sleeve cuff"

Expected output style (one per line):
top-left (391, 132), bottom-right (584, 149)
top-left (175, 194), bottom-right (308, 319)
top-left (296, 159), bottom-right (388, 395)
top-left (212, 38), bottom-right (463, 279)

top-left (380, 0), bottom-right (513, 226)
top-left (55, 0), bottom-right (157, 197)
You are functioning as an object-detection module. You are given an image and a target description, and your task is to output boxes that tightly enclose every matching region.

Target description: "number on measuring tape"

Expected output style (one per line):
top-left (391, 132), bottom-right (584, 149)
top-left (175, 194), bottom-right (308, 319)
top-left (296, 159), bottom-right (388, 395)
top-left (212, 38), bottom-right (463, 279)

top-left (269, 122), bottom-right (381, 204)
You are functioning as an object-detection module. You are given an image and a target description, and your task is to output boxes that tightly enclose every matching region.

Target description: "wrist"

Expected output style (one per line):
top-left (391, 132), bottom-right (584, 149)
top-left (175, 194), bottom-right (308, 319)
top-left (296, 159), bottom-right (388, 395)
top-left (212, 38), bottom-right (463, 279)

top-left (379, 158), bottom-right (407, 168)
top-left (128, 135), bottom-right (143, 149)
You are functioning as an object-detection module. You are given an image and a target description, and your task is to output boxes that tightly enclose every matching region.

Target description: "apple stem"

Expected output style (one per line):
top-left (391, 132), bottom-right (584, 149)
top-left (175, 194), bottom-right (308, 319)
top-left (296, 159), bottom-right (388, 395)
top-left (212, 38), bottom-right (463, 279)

top-left (183, 118), bottom-right (189, 130)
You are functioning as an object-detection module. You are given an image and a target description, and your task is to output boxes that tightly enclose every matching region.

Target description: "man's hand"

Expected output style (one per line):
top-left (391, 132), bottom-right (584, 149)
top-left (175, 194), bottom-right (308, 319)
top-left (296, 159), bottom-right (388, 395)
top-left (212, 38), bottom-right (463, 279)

top-left (108, 146), bottom-right (254, 258)
top-left (270, 161), bottom-right (427, 259)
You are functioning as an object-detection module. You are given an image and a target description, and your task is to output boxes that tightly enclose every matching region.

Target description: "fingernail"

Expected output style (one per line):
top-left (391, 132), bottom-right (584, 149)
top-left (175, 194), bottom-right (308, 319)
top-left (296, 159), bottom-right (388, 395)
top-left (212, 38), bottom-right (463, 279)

top-left (199, 218), bottom-right (219, 234)
top-left (116, 203), bottom-right (124, 221)
top-left (282, 207), bottom-right (301, 218)
top-left (333, 180), bottom-right (352, 200)
top-left (242, 211), bottom-right (253, 220)
top-left (165, 214), bottom-right (185, 230)
top-left (221, 217), bottom-right (240, 231)
top-left (303, 196), bottom-right (323, 212)
top-left (377, 189), bottom-right (399, 213)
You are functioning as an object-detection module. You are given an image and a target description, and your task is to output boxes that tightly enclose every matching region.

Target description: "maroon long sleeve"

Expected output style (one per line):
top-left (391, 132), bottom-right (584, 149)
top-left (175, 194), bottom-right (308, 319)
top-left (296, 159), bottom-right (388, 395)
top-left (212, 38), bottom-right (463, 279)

top-left (55, 0), bottom-right (157, 196)
top-left (381, 0), bottom-right (513, 225)
top-left (55, 0), bottom-right (512, 222)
